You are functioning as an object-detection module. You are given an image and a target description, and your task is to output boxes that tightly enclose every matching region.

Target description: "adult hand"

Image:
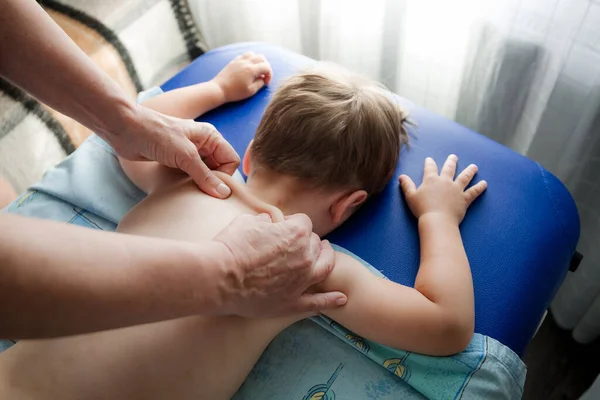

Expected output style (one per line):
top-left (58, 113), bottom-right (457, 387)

top-left (0, 0), bottom-right (240, 199)
top-left (212, 213), bottom-right (347, 317)
top-left (109, 106), bottom-right (240, 199)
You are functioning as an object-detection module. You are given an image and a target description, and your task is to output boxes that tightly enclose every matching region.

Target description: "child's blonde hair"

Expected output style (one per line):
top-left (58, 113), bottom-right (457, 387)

top-left (251, 64), bottom-right (409, 194)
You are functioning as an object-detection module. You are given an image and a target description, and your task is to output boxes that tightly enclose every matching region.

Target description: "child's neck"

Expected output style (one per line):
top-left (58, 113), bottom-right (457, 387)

top-left (244, 173), bottom-right (299, 216)
top-left (241, 172), bottom-right (332, 237)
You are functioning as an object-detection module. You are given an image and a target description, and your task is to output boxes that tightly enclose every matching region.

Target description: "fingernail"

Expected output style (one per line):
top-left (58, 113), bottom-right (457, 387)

top-left (257, 213), bottom-right (272, 221)
top-left (217, 183), bottom-right (231, 197)
top-left (336, 296), bottom-right (347, 306)
top-left (450, 154), bottom-right (458, 160)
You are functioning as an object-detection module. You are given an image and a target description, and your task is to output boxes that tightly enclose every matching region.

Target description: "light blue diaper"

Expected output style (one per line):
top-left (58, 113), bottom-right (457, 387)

top-left (1, 88), bottom-right (526, 399)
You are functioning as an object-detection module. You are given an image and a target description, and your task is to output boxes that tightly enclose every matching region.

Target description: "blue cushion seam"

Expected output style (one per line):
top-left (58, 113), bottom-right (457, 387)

top-left (537, 162), bottom-right (575, 255)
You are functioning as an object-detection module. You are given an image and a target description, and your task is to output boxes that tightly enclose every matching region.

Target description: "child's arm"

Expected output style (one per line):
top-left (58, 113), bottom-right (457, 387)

top-left (119, 52), bottom-right (272, 192)
top-left (320, 155), bottom-right (487, 356)
top-left (141, 52), bottom-right (272, 120)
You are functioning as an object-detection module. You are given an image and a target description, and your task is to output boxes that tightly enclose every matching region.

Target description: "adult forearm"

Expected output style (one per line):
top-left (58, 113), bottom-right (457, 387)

top-left (0, 0), bottom-right (135, 144)
top-left (0, 214), bottom-right (229, 338)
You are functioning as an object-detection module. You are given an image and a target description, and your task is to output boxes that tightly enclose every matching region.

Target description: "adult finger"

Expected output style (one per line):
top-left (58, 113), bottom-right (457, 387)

top-left (308, 232), bottom-right (321, 265)
top-left (398, 175), bottom-right (417, 196)
top-left (216, 161), bottom-right (240, 176)
top-left (211, 140), bottom-right (240, 175)
top-left (283, 213), bottom-right (314, 233)
top-left (424, 157), bottom-right (438, 178)
top-left (456, 164), bottom-right (478, 189)
top-left (306, 240), bottom-right (336, 288)
top-left (207, 136), bottom-right (240, 175)
top-left (202, 153), bottom-right (219, 170)
top-left (180, 151), bottom-right (231, 198)
top-left (230, 213), bottom-right (271, 228)
top-left (441, 154), bottom-right (458, 179)
top-left (241, 51), bottom-right (254, 59)
top-left (289, 291), bottom-right (348, 313)
top-left (203, 153), bottom-right (239, 177)
top-left (464, 180), bottom-right (488, 206)
top-left (191, 123), bottom-right (240, 176)
top-left (255, 213), bottom-right (272, 222)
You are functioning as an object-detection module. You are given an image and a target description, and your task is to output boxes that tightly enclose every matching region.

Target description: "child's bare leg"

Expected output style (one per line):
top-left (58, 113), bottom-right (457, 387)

top-left (0, 314), bottom-right (302, 400)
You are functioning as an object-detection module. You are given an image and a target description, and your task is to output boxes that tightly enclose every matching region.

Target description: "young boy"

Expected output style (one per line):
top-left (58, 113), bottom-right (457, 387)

top-left (0, 52), bottom-right (487, 399)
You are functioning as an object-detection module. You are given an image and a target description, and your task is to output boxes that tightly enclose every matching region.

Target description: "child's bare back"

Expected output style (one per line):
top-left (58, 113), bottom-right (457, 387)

top-left (0, 173), bottom-right (388, 399)
top-left (0, 177), bottom-right (308, 399)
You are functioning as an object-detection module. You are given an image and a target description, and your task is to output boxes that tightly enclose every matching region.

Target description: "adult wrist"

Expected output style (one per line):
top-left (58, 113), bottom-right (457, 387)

top-left (92, 93), bottom-right (140, 149)
top-left (182, 240), bottom-right (239, 316)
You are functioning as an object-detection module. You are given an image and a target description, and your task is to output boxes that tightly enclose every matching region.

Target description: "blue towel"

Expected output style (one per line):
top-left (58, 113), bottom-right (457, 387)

top-left (1, 88), bottom-right (526, 399)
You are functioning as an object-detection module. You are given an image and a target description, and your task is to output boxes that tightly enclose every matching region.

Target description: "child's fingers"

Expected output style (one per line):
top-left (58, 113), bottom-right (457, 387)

top-left (247, 54), bottom-right (272, 84)
top-left (250, 53), bottom-right (267, 64)
top-left (241, 51), bottom-right (255, 59)
top-left (251, 62), bottom-right (273, 80)
top-left (464, 180), bottom-right (487, 206)
top-left (399, 175), bottom-right (417, 196)
top-left (455, 164), bottom-right (478, 188)
top-left (249, 78), bottom-right (266, 92)
top-left (440, 154), bottom-right (458, 179)
top-left (424, 157), bottom-right (438, 178)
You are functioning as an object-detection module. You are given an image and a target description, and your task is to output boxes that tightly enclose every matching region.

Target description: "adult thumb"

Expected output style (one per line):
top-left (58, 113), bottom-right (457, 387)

top-left (184, 153), bottom-right (232, 198)
top-left (290, 291), bottom-right (347, 314)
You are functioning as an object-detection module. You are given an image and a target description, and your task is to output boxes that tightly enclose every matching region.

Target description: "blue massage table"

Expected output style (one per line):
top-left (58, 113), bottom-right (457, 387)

top-left (163, 42), bottom-right (580, 357)
top-left (1, 42), bottom-right (579, 398)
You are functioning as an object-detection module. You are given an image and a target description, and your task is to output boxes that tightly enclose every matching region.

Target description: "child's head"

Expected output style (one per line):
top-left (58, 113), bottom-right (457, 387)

top-left (243, 64), bottom-right (409, 234)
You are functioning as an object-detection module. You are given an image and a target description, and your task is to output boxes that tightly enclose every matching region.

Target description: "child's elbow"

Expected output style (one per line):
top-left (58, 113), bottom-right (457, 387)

top-left (446, 326), bottom-right (474, 355)
top-left (431, 315), bottom-right (474, 356)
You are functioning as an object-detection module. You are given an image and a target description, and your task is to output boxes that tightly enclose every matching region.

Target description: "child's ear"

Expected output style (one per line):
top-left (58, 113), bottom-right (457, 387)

top-left (242, 140), bottom-right (254, 175)
top-left (331, 190), bottom-right (368, 225)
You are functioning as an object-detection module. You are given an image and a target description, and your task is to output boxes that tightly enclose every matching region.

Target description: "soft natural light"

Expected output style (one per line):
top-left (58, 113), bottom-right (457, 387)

top-left (398, 0), bottom-right (483, 117)
top-left (319, 0), bottom-right (387, 79)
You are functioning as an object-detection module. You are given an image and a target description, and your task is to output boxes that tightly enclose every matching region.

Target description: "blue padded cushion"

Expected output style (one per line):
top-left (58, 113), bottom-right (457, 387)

top-left (162, 43), bottom-right (580, 355)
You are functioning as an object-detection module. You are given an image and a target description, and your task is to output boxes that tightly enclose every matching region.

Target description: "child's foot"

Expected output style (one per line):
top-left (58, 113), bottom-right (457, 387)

top-left (0, 176), bottom-right (17, 208)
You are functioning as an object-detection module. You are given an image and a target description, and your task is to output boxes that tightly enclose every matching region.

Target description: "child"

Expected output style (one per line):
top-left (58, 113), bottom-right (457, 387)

top-left (0, 52), bottom-right (487, 399)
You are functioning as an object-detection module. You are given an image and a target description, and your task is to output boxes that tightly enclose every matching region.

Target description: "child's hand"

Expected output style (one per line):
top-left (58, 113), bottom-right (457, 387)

top-left (399, 155), bottom-right (487, 225)
top-left (212, 52), bottom-right (273, 103)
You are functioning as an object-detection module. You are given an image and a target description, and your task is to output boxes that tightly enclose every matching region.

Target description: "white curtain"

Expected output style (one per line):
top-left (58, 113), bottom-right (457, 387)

top-left (190, 0), bottom-right (600, 343)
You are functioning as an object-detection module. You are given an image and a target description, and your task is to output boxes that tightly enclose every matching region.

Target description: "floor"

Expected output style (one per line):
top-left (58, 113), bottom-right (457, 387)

top-left (523, 313), bottom-right (600, 399)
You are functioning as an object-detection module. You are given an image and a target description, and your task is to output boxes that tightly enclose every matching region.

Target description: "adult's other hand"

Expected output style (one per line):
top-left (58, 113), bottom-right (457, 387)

top-left (213, 213), bottom-right (347, 317)
top-left (110, 107), bottom-right (240, 199)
